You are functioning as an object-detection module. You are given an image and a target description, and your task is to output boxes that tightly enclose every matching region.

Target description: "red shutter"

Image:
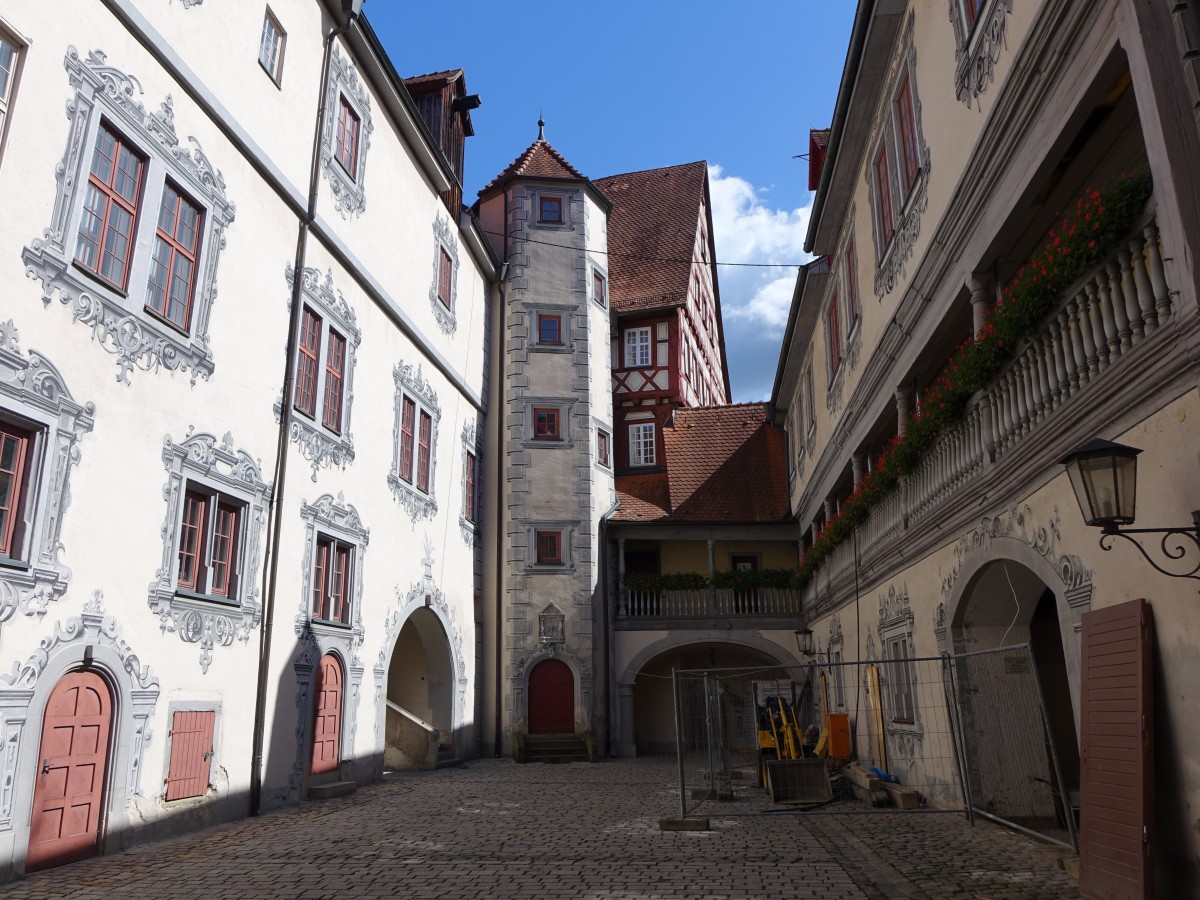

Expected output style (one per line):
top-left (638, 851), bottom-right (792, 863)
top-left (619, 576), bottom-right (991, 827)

top-left (177, 490), bottom-right (207, 590)
top-left (294, 307), bottom-right (321, 416)
top-left (400, 397), bottom-right (415, 481)
top-left (322, 328), bottom-right (346, 433)
top-left (0, 424), bottom-right (30, 557)
top-left (875, 147), bottom-right (893, 243)
top-left (313, 537), bottom-right (330, 620)
top-left (165, 710), bottom-right (216, 801)
top-left (417, 411), bottom-right (432, 491)
top-left (438, 249), bottom-right (453, 306)
top-left (465, 452), bottom-right (476, 522)
top-left (895, 76), bottom-right (919, 191)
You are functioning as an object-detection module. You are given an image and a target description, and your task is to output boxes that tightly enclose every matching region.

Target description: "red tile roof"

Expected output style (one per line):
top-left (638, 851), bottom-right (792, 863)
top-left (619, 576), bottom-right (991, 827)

top-left (594, 162), bottom-right (707, 315)
top-left (613, 403), bottom-right (791, 523)
top-left (402, 69), bottom-right (464, 89)
top-left (478, 139), bottom-right (588, 198)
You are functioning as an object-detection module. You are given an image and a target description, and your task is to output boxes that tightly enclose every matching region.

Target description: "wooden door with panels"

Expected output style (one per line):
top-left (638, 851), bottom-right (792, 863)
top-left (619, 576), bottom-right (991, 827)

top-left (528, 659), bottom-right (574, 733)
top-left (311, 654), bottom-right (343, 776)
top-left (27, 671), bottom-right (113, 872)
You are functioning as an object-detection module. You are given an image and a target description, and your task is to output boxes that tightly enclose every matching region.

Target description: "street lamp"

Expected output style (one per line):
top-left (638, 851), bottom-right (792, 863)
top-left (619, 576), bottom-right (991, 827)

top-left (1060, 438), bottom-right (1200, 580)
top-left (794, 627), bottom-right (814, 659)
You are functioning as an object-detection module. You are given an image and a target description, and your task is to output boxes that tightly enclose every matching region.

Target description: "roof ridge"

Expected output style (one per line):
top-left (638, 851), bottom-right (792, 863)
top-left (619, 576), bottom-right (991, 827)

top-left (595, 160), bottom-right (708, 182)
top-left (477, 138), bottom-right (587, 198)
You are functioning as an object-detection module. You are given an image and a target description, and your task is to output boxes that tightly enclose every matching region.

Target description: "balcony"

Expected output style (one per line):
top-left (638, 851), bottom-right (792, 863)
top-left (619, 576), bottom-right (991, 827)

top-left (618, 586), bottom-right (803, 623)
top-left (809, 206), bottom-right (1180, 605)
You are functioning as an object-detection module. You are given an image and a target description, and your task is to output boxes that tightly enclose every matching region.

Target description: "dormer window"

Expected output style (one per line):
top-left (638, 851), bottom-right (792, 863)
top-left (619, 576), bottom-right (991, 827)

top-left (539, 196), bottom-right (562, 224)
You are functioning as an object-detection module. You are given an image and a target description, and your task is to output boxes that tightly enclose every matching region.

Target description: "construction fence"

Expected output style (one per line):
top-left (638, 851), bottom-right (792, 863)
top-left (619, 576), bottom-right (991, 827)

top-left (671, 643), bottom-right (1077, 850)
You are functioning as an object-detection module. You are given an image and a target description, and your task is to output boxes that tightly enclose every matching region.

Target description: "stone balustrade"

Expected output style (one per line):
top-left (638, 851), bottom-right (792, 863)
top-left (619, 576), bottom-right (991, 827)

top-left (618, 587), bottom-right (803, 620)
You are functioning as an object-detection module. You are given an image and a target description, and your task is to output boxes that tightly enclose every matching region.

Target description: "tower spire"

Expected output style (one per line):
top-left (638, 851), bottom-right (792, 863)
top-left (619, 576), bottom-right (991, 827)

top-left (537, 113), bottom-right (545, 141)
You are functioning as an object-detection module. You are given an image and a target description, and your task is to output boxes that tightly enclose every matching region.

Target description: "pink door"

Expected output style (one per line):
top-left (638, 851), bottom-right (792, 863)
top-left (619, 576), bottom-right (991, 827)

top-left (311, 654), bottom-right (343, 776)
top-left (27, 671), bottom-right (112, 872)
top-left (528, 659), bottom-right (574, 733)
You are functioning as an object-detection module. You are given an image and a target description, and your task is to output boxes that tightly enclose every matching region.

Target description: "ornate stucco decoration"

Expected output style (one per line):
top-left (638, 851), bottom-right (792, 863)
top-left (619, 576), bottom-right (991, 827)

top-left (878, 583), bottom-right (913, 632)
top-left (22, 48), bottom-right (235, 385)
top-left (828, 613), bottom-right (843, 646)
top-left (147, 429), bottom-right (271, 672)
top-left (429, 217), bottom-right (459, 335)
top-left (539, 603), bottom-right (565, 647)
top-left (0, 592), bottom-right (160, 829)
top-left (319, 46), bottom-right (373, 218)
top-left (275, 265), bottom-right (361, 480)
top-left (0, 319), bottom-right (95, 626)
top-left (938, 503), bottom-right (1094, 601)
top-left (867, 16), bottom-right (932, 298)
top-left (388, 361), bottom-right (441, 523)
top-left (826, 357), bottom-right (847, 416)
top-left (933, 601), bottom-right (947, 642)
top-left (289, 493), bottom-right (368, 791)
top-left (459, 419), bottom-right (481, 547)
top-left (950, 0), bottom-right (1014, 107)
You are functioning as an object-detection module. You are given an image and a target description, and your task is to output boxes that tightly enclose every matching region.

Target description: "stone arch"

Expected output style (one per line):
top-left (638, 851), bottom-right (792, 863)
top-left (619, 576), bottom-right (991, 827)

top-left (373, 560), bottom-right (468, 764)
top-left (614, 630), bottom-right (804, 758)
top-left (0, 595), bottom-right (159, 878)
top-left (513, 646), bottom-right (588, 736)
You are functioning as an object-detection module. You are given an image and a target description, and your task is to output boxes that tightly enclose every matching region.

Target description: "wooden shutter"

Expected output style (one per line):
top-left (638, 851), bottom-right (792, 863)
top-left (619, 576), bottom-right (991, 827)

top-left (1079, 598), bottom-right (1154, 900)
top-left (166, 710), bottom-right (216, 801)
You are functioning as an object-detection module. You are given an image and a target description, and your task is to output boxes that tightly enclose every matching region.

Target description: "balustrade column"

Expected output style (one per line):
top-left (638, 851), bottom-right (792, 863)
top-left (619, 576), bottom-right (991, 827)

top-left (1096, 267), bottom-right (1120, 358)
top-left (1077, 287), bottom-right (1099, 376)
top-left (1107, 260), bottom-right (1132, 350)
top-left (1130, 234), bottom-right (1157, 334)
top-left (1084, 282), bottom-right (1108, 372)
top-left (1066, 297), bottom-right (1089, 390)
top-left (1032, 337), bottom-right (1051, 419)
top-left (1119, 248), bottom-right (1143, 344)
top-left (1145, 222), bottom-right (1171, 326)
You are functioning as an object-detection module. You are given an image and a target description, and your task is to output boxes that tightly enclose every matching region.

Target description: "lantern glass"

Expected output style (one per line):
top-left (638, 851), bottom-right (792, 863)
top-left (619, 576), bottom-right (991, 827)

top-left (1061, 440), bottom-right (1141, 529)
top-left (794, 628), bottom-right (814, 657)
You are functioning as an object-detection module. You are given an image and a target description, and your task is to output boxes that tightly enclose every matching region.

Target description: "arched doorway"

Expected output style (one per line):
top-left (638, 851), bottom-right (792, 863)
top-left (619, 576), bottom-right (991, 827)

top-left (953, 559), bottom-right (1080, 833)
top-left (384, 608), bottom-right (455, 768)
top-left (27, 670), bottom-right (113, 872)
top-left (631, 643), bottom-right (782, 756)
top-left (311, 654), bottom-right (343, 776)
top-left (528, 659), bottom-right (574, 733)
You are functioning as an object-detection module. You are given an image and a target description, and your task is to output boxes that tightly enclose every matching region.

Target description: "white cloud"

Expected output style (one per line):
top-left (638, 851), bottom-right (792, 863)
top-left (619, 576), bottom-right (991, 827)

top-left (708, 163), bottom-right (813, 330)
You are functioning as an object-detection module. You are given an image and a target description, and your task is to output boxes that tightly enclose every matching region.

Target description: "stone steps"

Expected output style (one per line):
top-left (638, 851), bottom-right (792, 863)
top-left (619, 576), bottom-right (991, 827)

top-left (522, 733), bottom-right (590, 764)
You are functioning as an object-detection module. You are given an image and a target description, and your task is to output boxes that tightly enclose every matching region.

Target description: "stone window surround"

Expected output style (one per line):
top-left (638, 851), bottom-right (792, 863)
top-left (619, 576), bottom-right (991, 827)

top-left (878, 583), bottom-right (923, 735)
top-left (319, 45), bottom-right (373, 219)
top-left (276, 265), bottom-right (361, 481)
top-left (592, 265), bottom-right (608, 308)
top-left (21, 47), bottom-right (237, 385)
top-left (865, 17), bottom-right (931, 298)
top-left (429, 217), bottom-right (459, 335)
top-left (595, 421), bottom-right (613, 470)
top-left (522, 398), bottom-right (576, 449)
top-left (389, 361), bottom-right (441, 523)
top-left (532, 189), bottom-right (575, 230)
top-left (950, 0), bottom-right (1014, 107)
top-left (525, 522), bottom-right (577, 574)
top-left (459, 420), bottom-right (480, 547)
top-left (0, 319), bottom-right (94, 626)
top-left (147, 429), bottom-right (270, 673)
top-left (530, 304), bottom-right (575, 353)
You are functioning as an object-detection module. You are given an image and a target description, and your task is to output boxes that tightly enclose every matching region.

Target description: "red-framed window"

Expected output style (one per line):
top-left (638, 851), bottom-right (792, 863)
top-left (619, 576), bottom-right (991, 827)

top-left (294, 306), bottom-right (321, 417)
top-left (437, 248), bottom-right (453, 308)
top-left (312, 534), bottom-right (353, 625)
top-left (874, 146), bottom-right (894, 246)
top-left (593, 271), bottom-right (606, 307)
top-left (535, 530), bottom-right (562, 565)
top-left (416, 411), bottom-right (432, 492)
top-left (533, 407), bottom-right (560, 440)
top-left (75, 123), bottom-right (145, 290)
top-left (0, 423), bottom-right (31, 559)
top-left (399, 396), bottom-right (416, 482)
top-left (895, 75), bottom-right (920, 193)
top-left (334, 96), bottom-right (360, 177)
top-left (146, 181), bottom-right (203, 331)
top-left (597, 430), bottom-right (610, 467)
top-left (177, 487), bottom-right (242, 599)
top-left (538, 196), bottom-right (562, 224)
top-left (322, 329), bottom-right (346, 434)
top-left (464, 451), bottom-right (477, 523)
top-left (165, 710), bottom-right (217, 802)
top-left (826, 294), bottom-right (842, 374)
top-left (845, 240), bottom-right (860, 324)
top-left (538, 314), bottom-right (562, 345)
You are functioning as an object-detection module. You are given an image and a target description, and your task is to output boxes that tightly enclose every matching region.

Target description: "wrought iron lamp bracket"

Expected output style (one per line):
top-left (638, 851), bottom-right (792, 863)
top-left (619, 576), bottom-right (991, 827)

top-left (1098, 511), bottom-right (1200, 581)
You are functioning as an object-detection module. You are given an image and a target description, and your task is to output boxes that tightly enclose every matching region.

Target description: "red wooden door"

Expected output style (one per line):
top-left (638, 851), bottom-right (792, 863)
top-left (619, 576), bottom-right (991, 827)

top-left (528, 659), bottom-right (574, 733)
top-left (27, 671), bottom-right (112, 872)
top-left (1079, 598), bottom-right (1154, 900)
top-left (311, 654), bottom-right (343, 776)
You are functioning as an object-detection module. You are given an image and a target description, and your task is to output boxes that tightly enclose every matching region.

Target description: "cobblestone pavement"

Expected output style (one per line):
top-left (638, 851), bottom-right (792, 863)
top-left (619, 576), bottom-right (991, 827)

top-left (7, 758), bottom-right (1080, 899)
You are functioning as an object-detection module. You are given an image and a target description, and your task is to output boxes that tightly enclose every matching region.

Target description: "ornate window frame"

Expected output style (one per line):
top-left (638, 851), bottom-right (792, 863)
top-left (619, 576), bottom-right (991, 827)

top-left (22, 47), bottom-right (236, 385)
top-left (389, 362), bottom-right (441, 523)
top-left (950, 0), bottom-right (1014, 107)
top-left (429, 217), bottom-right (459, 335)
top-left (319, 46), bottom-right (372, 218)
top-left (878, 583), bottom-right (923, 738)
top-left (865, 18), bottom-right (931, 298)
top-left (275, 265), bottom-right (361, 480)
top-left (524, 398), bottom-right (574, 448)
top-left (531, 305), bottom-right (575, 353)
top-left (147, 429), bottom-right (270, 673)
top-left (827, 614), bottom-right (846, 709)
top-left (459, 420), bottom-right (480, 547)
top-left (0, 319), bottom-right (94, 626)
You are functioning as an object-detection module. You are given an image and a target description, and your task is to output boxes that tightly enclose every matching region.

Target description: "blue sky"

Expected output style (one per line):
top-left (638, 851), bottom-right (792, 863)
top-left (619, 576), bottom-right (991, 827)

top-left (366, 2), bottom-right (857, 403)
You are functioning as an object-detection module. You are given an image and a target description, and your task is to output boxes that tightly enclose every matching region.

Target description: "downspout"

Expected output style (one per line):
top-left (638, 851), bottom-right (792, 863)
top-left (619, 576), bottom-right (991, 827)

top-left (250, 7), bottom-right (359, 816)
top-left (597, 495), bottom-right (620, 758)
top-left (493, 195), bottom-right (509, 756)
